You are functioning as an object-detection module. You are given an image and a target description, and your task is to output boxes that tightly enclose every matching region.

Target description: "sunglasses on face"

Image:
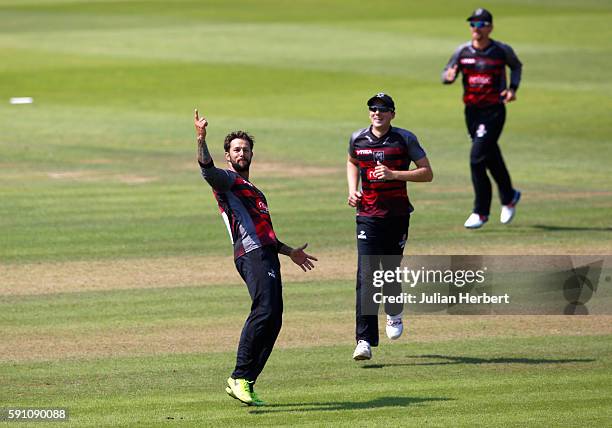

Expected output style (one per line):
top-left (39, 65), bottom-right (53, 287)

top-left (368, 106), bottom-right (393, 113)
top-left (470, 21), bottom-right (490, 28)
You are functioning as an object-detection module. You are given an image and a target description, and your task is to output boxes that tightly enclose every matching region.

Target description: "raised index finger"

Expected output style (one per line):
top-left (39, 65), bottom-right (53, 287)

top-left (194, 108), bottom-right (199, 121)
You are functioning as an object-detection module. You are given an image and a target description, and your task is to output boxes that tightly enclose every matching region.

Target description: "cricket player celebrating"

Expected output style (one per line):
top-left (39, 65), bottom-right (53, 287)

top-left (194, 109), bottom-right (317, 406)
top-left (347, 93), bottom-right (433, 360)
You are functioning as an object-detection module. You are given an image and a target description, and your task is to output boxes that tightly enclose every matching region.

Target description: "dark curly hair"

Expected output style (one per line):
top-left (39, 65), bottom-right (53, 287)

top-left (223, 131), bottom-right (255, 152)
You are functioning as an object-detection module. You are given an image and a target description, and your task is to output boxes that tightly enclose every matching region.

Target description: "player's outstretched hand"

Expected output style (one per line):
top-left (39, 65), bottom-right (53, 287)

top-left (194, 108), bottom-right (208, 139)
top-left (290, 243), bottom-right (318, 272)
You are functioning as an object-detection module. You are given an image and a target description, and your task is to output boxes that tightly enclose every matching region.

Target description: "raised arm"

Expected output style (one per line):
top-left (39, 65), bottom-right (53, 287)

top-left (195, 109), bottom-right (212, 165)
top-left (194, 108), bottom-right (232, 191)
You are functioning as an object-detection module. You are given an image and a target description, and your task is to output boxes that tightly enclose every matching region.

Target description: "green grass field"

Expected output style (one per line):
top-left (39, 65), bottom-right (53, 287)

top-left (1, 0), bottom-right (611, 426)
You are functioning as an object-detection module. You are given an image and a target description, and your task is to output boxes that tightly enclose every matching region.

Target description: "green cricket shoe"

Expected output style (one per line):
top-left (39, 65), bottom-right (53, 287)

top-left (248, 382), bottom-right (266, 407)
top-left (224, 379), bottom-right (266, 406)
top-left (225, 378), bottom-right (253, 405)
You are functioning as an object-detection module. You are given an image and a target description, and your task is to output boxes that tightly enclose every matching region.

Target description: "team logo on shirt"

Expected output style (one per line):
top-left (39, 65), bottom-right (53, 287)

top-left (238, 177), bottom-right (254, 187)
top-left (468, 74), bottom-right (492, 86)
top-left (366, 168), bottom-right (379, 181)
top-left (257, 200), bottom-right (269, 214)
top-left (373, 151), bottom-right (385, 162)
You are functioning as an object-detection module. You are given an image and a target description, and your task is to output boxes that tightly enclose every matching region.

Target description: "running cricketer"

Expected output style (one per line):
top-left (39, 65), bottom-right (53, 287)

top-left (442, 8), bottom-right (522, 229)
top-left (347, 93), bottom-right (433, 361)
top-left (194, 109), bottom-right (317, 406)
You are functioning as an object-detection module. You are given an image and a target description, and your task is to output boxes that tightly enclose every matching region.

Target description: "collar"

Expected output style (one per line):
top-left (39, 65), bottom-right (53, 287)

top-left (471, 38), bottom-right (495, 53)
top-left (367, 125), bottom-right (392, 142)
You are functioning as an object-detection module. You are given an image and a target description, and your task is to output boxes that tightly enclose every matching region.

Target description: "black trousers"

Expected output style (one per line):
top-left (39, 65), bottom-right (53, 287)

top-left (231, 246), bottom-right (283, 382)
top-left (465, 104), bottom-right (515, 216)
top-left (355, 216), bottom-right (409, 347)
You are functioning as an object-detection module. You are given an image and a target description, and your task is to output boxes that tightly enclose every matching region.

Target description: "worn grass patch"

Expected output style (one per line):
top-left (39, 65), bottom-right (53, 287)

top-left (2, 281), bottom-right (611, 362)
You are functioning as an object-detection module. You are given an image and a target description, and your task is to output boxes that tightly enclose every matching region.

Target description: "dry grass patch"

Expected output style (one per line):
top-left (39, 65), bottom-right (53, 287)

top-left (3, 249), bottom-right (610, 297)
top-left (1, 314), bottom-right (610, 362)
top-left (0, 252), bottom-right (355, 296)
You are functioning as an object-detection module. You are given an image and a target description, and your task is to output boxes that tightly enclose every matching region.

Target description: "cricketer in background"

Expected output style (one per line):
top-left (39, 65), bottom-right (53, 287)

top-left (442, 8), bottom-right (522, 229)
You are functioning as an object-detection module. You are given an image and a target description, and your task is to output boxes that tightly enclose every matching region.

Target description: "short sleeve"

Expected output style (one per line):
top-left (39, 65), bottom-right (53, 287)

top-left (396, 129), bottom-right (426, 162)
top-left (348, 129), bottom-right (365, 159)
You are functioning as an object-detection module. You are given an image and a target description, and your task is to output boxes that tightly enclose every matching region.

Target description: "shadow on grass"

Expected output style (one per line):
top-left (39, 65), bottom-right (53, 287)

top-left (248, 396), bottom-right (450, 414)
top-left (361, 354), bottom-right (595, 369)
top-left (532, 224), bottom-right (612, 232)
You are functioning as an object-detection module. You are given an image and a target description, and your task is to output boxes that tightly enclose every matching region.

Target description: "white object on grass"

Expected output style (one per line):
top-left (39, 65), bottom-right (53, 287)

top-left (10, 97), bottom-right (33, 104)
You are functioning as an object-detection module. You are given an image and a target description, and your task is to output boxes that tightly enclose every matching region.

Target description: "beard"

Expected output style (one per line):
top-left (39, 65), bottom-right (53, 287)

top-left (231, 158), bottom-right (251, 173)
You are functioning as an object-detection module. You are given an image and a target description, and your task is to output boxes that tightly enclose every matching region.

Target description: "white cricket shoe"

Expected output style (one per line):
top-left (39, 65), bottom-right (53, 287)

top-left (352, 340), bottom-right (372, 360)
top-left (501, 190), bottom-right (521, 224)
top-left (385, 314), bottom-right (403, 340)
top-left (464, 213), bottom-right (488, 229)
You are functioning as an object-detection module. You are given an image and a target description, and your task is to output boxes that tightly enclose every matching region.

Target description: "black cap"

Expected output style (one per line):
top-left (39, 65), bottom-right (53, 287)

top-left (467, 8), bottom-right (493, 23)
top-left (367, 93), bottom-right (395, 111)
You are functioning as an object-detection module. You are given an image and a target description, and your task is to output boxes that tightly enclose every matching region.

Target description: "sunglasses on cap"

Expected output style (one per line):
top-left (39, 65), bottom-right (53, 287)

top-left (470, 21), bottom-right (491, 28)
top-left (368, 105), bottom-right (394, 113)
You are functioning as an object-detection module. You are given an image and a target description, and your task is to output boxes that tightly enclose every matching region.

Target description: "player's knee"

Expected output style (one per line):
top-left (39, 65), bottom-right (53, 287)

top-left (470, 158), bottom-right (487, 168)
top-left (256, 299), bottom-right (282, 322)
